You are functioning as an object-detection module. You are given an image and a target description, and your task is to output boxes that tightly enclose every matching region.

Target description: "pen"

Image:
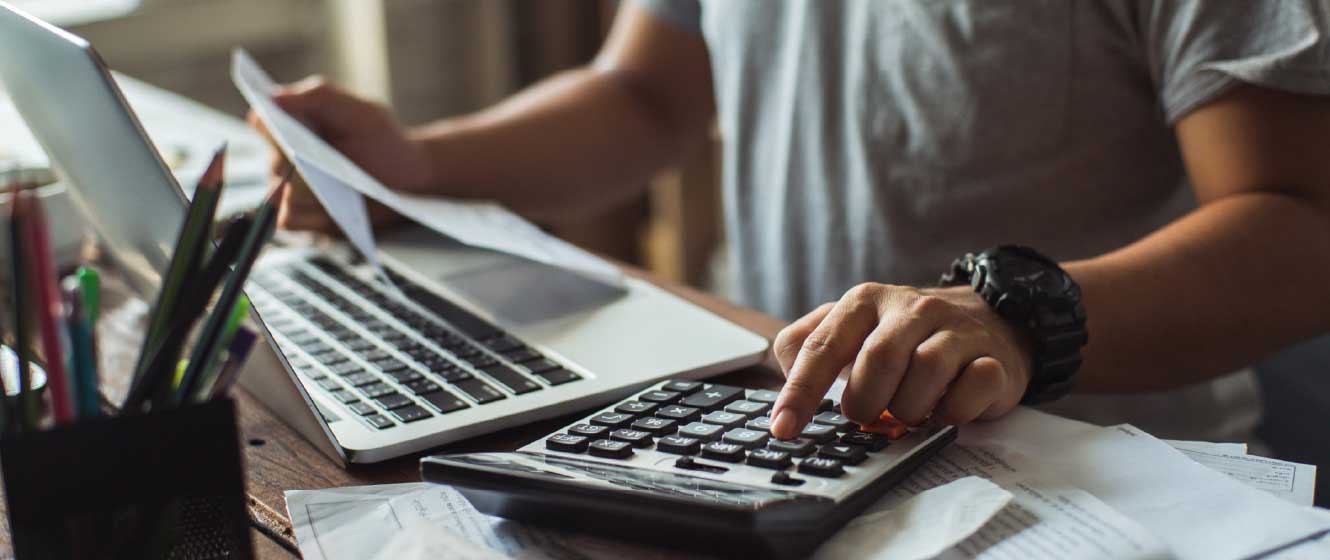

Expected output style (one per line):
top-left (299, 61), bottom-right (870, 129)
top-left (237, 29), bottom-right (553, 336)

top-left (192, 295), bottom-right (249, 402)
top-left (205, 328), bottom-right (257, 401)
top-left (63, 278), bottom-right (99, 419)
top-left (176, 169), bottom-right (290, 405)
top-left (21, 192), bottom-right (75, 424)
top-left (8, 188), bottom-right (34, 431)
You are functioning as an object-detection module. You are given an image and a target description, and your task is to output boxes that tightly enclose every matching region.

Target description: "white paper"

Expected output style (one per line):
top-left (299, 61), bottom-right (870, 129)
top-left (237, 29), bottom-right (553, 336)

top-left (1174, 448), bottom-right (1318, 507)
top-left (960, 409), bottom-right (1330, 559)
top-left (231, 49), bottom-right (625, 289)
top-left (815, 476), bottom-right (1013, 560)
top-left (1163, 439), bottom-right (1248, 456)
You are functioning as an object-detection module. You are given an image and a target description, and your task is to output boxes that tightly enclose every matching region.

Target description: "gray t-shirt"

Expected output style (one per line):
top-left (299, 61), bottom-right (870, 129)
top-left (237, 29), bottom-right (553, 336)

top-left (637, 0), bottom-right (1330, 443)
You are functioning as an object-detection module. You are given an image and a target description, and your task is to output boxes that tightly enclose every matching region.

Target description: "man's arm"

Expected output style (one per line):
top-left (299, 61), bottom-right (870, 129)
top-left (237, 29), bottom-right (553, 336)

top-left (768, 85), bottom-right (1330, 438)
top-left (409, 3), bottom-right (715, 221)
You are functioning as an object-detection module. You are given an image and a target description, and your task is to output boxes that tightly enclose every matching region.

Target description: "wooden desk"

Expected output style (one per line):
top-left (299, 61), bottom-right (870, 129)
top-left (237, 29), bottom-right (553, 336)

top-left (233, 269), bottom-right (786, 557)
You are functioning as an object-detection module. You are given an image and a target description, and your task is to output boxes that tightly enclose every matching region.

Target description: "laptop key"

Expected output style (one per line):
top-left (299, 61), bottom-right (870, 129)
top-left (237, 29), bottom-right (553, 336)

top-left (385, 369), bottom-right (424, 383)
top-left (464, 355), bottom-right (499, 369)
top-left (365, 415), bottom-right (394, 430)
top-left (375, 393), bottom-right (414, 410)
top-left (452, 378), bottom-right (506, 404)
top-left (316, 378), bottom-right (342, 391)
top-left (438, 367), bottom-right (473, 383)
top-left (329, 390), bottom-right (359, 404)
top-left (657, 435), bottom-right (702, 455)
top-left (546, 433), bottom-right (589, 453)
top-left (359, 349), bottom-right (391, 362)
top-left (483, 335), bottom-right (524, 353)
top-left (537, 369), bottom-right (580, 386)
top-left (403, 379), bottom-right (442, 395)
top-left (480, 365), bottom-right (542, 394)
top-left (328, 362), bottom-right (364, 377)
top-left (391, 405), bottom-right (432, 423)
top-left (348, 401), bottom-right (377, 416)
top-left (359, 383), bottom-right (397, 399)
top-left (371, 358), bottom-right (408, 373)
top-left (587, 439), bottom-right (633, 460)
top-left (343, 372), bottom-right (379, 387)
top-left (679, 385), bottom-right (745, 410)
top-left (422, 391), bottom-right (470, 414)
top-left (404, 285), bottom-right (501, 339)
top-left (520, 359), bottom-right (560, 374)
top-left (503, 348), bottom-right (542, 363)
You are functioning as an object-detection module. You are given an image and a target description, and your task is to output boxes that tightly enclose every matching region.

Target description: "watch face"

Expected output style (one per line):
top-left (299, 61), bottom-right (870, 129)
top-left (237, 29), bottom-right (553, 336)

top-left (1002, 258), bottom-right (1066, 294)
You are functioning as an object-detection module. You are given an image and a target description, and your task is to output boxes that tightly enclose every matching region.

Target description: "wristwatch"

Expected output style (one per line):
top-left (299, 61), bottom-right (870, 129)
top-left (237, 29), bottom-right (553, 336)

top-left (940, 245), bottom-right (1088, 404)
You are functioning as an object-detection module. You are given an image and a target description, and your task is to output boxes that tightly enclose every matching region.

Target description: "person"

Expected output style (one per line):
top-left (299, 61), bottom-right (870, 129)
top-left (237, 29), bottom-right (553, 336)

top-left (255, 1), bottom-right (1330, 447)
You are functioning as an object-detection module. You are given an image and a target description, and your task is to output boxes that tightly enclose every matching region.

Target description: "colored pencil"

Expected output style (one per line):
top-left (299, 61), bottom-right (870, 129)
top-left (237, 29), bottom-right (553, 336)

top-left (21, 192), bottom-right (74, 424)
top-left (8, 188), bottom-right (34, 431)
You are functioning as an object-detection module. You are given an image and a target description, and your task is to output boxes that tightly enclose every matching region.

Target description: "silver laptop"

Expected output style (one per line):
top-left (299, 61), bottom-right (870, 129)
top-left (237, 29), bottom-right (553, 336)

top-left (0, 3), bottom-right (769, 463)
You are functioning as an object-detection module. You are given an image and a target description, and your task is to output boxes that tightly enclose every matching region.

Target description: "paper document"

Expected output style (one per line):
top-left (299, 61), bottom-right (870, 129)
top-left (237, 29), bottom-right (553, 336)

top-left (1163, 439), bottom-right (1248, 456)
top-left (231, 49), bottom-right (625, 289)
top-left (1174, 447), bottom-right (1317, 507)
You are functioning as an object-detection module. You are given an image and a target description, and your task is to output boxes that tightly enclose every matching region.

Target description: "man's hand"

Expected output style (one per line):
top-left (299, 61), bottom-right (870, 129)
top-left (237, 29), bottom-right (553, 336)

top-left (246, 77), bottom-right (434, 232)
top-left (768, 284), bottom-right (1035, 440)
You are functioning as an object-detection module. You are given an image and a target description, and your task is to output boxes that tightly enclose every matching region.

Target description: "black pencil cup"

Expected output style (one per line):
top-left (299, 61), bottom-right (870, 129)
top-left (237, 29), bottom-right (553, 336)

top-left (0, 399), bottom-right (252, 559)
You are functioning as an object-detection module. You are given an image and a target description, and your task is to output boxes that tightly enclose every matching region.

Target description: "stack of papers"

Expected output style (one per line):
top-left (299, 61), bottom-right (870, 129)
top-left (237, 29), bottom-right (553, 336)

top-left (285, 397), bottom-right (1327, 560)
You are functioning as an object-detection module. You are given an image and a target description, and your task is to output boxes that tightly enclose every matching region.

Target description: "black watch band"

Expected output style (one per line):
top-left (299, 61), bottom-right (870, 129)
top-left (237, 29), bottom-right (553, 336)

top-left (940, 245), bottom-right (1089, 405)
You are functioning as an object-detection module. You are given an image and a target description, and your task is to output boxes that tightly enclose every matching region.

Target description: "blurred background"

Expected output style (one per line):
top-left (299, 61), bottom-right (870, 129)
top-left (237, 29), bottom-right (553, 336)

top-left (3, 0), bottom-right (1328, 506)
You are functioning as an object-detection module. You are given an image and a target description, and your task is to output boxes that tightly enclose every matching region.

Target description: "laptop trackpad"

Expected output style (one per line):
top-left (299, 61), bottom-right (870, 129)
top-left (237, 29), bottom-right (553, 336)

top-left (441, 258), bottom-right (624, 325)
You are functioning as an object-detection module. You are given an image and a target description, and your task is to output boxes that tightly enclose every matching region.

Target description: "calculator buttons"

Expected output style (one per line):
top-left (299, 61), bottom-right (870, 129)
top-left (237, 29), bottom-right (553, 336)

top-left (799, 457), bottom-right (846, 478)
top-left (747, 448), bottom-right (793, 470)
top-left (569, 423), bottom-right (609, 438)
top-left (661, 380), bottom-right (704, 394)
top-left (816, 399), bottom-right (836, 413)
top-left (610, 429), bottom-right (654, 448)
top-left (724, 400), bottom-right (770, 418)
top-left (700, 411), bottom-right (746, 429)
top-left (800, 423), bottom-right (838, 443)
top-left (747, 389), bottom-right (780, 403)
top-left (722, 428), bottom-right (770, 449)
top-left (655, 405), bottom-right (702, 423)
top-left (639, 390), bottom-right (682, 404)
top-left (745, 416), bottom-right (772, 431)
top-left (811, 411), bottom-right (854, 431)
top-left (680, 385), bottom-right (745, 410)
top-left (588, 439), bottom-right (634, 459)
top-left (818, 443), bottom-right (868, 465)
top-left (589, 412), bottom-right (636, 429)
top-left (546, 433), bottom-right (590, 453)
top-left (701, 442), bottom-right (746, 463)
top-left (615, 401), bottom-right (658, 415)
top-left (841, 431), bottom-right (889, 452)
top-left (678, 422), bottom-right (725, 442)
top-left (657, 435), bottom-right (702, 455)
top-left (768, 438), bottom-right (817, 457)
top-left (631, 417), bottom-right (677, 436)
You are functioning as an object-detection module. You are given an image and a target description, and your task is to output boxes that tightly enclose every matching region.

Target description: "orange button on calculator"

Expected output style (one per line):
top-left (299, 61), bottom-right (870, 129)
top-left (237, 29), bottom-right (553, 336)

top-left (858, 410), bottom-right (909, 439)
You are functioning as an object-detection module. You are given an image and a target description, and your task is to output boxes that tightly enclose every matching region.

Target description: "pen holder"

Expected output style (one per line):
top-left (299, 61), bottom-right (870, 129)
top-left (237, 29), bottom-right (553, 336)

top-left (0, 399), bottom-right (252, 559)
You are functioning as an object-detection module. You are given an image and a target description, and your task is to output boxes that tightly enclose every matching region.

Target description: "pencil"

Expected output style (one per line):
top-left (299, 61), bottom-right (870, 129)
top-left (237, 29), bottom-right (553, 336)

top-left (204, 327), bottom-right (257, 401)
top-left (175, 170), bottom-right (290, 405)
top-left (8, 188), bottom-right (34, 431)
top-left (22, 192), bottom-right (74, 424)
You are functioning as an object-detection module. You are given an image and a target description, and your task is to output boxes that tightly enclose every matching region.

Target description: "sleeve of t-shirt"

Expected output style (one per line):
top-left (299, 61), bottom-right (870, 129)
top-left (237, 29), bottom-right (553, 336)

top-left (634, 0), bottom-right (702, 34)
top-left (1142, 0), bottom-right (1330, 124)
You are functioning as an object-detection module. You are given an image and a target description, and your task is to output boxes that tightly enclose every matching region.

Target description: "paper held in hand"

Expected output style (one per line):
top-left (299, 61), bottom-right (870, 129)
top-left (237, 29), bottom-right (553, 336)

top-left (230, 48), bottom-right (625, 289)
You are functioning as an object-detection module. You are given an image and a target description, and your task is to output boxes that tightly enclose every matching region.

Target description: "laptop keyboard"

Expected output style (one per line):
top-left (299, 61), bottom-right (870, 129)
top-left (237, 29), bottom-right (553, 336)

top-left (247, 257), bottom-right (581, 431)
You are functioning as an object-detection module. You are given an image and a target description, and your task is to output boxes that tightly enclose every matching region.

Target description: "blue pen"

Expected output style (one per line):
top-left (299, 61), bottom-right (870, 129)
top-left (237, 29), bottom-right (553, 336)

top-left (62, 279), bottom-right (99, 419)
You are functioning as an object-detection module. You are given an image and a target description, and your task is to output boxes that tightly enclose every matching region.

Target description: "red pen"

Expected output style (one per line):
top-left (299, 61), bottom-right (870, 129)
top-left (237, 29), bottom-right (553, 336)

top-left (18, 192), bottom-right (75, 424)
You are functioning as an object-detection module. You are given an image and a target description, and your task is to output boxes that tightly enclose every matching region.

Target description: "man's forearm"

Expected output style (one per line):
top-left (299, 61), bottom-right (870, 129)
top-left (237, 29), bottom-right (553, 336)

top-left (407, 67), bottom-right (703, 222)
top-left (1067, 191), bottom-right (1330, 392)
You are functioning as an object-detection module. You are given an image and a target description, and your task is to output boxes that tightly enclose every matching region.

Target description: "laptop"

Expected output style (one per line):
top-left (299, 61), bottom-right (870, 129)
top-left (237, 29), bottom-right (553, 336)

top-left (0, 2), bottom-right (769, 463)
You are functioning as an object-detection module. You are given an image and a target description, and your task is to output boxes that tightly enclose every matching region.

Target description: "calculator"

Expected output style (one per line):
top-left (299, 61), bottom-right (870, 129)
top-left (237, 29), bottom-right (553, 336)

top-left (420, 379), bottom-right (957, 558)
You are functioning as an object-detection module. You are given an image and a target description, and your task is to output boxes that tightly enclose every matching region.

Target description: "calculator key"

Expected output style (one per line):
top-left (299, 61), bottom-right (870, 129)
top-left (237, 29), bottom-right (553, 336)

top-left (359, 382), bottom-right (397, 398)
top-left (422, 391), bottom-right (470, 414)
top-left (657, 435), bottom-right (701, 455)
top-left (747, 448), bottom-right (793, 470)
top-left (859, 410), bottom-right (912, 440)
top-left (403, 378), bottom-right (442, 395)
top-left (615, 401), bottom-right (658, 415)
top-left (639, 390), bottom-right (682, 404)
top-left (800, 423), bottom-right (839, 443)
top-left (631, 417), bottom-right (677, 436)
top-left (546, 433), bottom-right (589, 453)
top-left (818, 443), bottom-right (868, 465)
top-left (747, 389), bottom-right (780, 404)
top-left (816, 399), bottom-right (836, 413)
top-left (655, 405), bottom-right (702, 423)
top-left (569, 423), bottom-right (609, 438)
top-left (348, 401), bottom-right (377, 416)
top-left (610, 429), bottom-right (654, 448)
top-left (589, 412), bottom-right (636, 429)
top-left (588, 439), bottom-right (634, 459)
top-left (375, 393), bottom-right (414, 410)
top-left (768, 438), bottom-right (817, 457)
top-left (365, 415), bottom-right (394, 429)
top-left (745, 416), bottom-right (772, 431)
top-left (537, 368), bottom-right (581, 385)
top-left (841, 431), bottom-right (889, 452)
top-left (680, 385), bottom-right (745, 410)
top-left (329, 390), bottom-right (359, 404)
top-left (452, 378), bottom-right (506, 404)
top-left (391, 405), bottom-right (433, 423)
top-left (700, 411), bottom-right (746, 429)
top-left (724, 400), bottom-right (770, 418)
top-left (812, 411), bottom-right (854, 431)
top-left (798, 457), bottom-right (846, 478)
top-left (481, 365), bottom-right (543, 394)
top-left (701, 441), bottom-right (747, 463)
top-left (678, 422), bottom-right (725, 442)
top-left (722, 428), bottom-right (771, 449)
top-left (661, 380), bottom-right (704, 395)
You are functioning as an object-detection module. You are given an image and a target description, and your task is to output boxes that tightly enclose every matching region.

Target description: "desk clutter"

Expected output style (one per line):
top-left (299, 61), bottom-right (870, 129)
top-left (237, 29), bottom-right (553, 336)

top-left (0, 149), bottom-right (288, 558)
